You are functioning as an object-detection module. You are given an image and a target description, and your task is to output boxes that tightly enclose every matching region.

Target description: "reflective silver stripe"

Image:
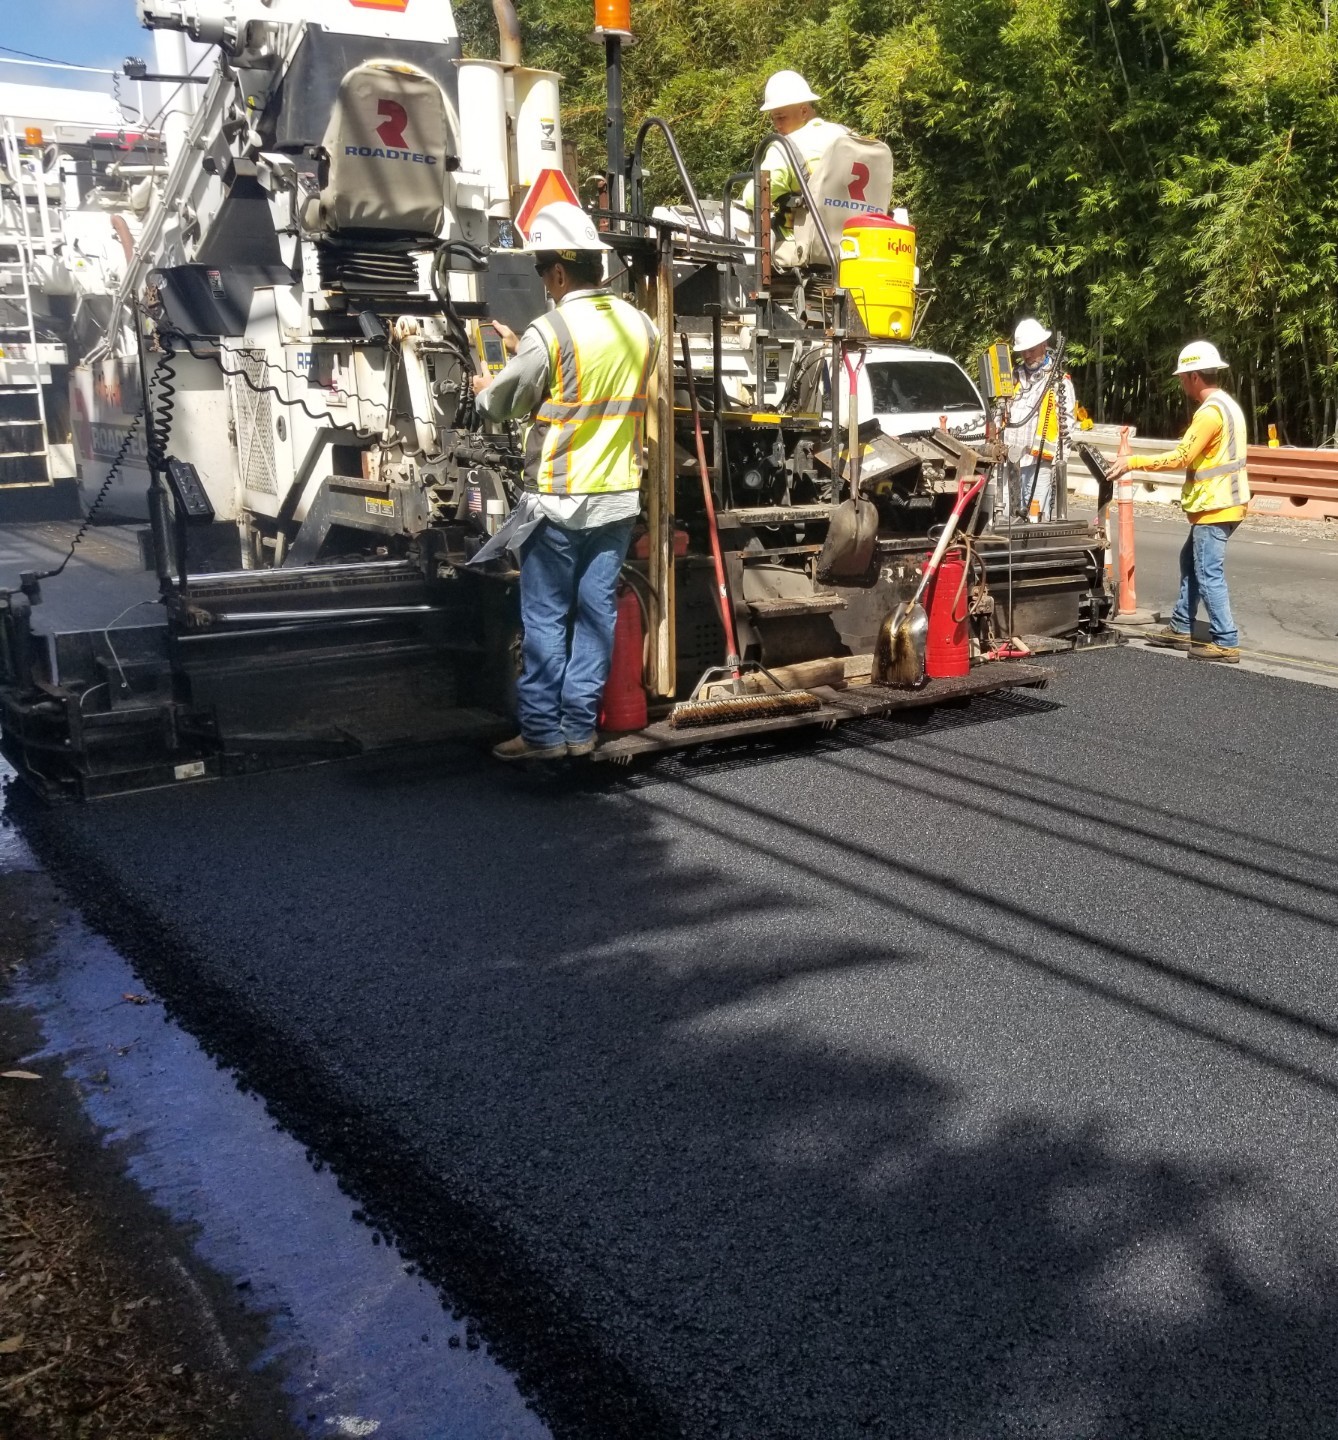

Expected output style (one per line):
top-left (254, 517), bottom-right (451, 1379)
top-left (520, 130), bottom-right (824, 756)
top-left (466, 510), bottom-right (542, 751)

top-left (534, 311), bottom-right (577, 492)
top-left (1189, 395), bottom-right (1249, 504)
top-left (537, 396), bottom-right (646, 423)
top-left (546, 426), bottom-right (573, 493)
top-left (537, 311), bottom-right (579, 404)
top-left (634, 313), bottom-right (659, 452)
top-left (636, 312), bottom-right (658, 396)
top-left (1207, 394), bottom-right (1247, 503)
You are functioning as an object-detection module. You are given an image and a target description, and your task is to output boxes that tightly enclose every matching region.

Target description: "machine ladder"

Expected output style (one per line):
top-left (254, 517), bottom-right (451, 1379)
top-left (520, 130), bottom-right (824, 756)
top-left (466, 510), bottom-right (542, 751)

top-left (0, 122), bottom-right (58, 491)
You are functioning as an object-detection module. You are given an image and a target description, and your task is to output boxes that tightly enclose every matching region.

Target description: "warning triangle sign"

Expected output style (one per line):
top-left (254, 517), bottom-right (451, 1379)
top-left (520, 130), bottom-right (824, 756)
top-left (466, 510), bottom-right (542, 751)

top-left (514, 168), bottom-right (581, 240)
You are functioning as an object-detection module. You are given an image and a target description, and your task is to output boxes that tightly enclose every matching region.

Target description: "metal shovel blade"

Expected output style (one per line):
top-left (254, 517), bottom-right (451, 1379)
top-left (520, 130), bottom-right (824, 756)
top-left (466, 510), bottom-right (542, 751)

top-left (874, 600), bottom-right (929, 688)
top-left (817, 497), bottom-right (878, 579)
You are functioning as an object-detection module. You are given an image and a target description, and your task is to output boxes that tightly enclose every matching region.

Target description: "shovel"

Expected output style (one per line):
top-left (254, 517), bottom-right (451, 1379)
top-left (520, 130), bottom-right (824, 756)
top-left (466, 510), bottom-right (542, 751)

top-left (817, 348), bottom-right (878, 580)
top-left (875, 470), bottom-right (988, 688)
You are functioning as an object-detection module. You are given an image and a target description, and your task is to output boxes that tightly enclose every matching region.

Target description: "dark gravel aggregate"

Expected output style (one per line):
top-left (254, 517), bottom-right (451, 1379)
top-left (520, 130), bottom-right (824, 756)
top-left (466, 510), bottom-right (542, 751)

top-left (12, 644), bottom-right (1338, 1438)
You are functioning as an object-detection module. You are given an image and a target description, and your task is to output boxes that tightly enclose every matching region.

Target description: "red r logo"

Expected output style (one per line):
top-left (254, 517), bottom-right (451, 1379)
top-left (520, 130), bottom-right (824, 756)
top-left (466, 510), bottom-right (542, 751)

top-left (848, 162), bottom-right (869, 201)
top-left (375, 99), bottom-right (409, 149)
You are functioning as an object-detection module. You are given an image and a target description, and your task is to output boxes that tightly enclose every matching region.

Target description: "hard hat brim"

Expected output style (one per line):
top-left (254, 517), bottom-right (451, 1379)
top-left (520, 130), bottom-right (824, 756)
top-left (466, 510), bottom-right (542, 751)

top-left (1174, 358), bottom-right (1227, 374)
top-left (523, 238), bottom-right (613, 254)
top-left (521, 200), bottom-right (613, 253)
top-left (759, 82), bottom-right (820, 111)
top-left (1011, 326), bottom-right (1051, 351)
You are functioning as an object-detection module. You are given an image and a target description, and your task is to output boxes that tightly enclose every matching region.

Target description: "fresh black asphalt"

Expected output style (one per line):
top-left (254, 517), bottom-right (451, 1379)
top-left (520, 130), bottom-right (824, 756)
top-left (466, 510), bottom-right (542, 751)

top-left (13, 645), bottom-right (1338, 1439)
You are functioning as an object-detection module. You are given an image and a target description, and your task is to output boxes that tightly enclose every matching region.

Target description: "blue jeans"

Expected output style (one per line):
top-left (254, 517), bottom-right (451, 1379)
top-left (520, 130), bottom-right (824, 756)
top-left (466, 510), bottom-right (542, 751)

top-left (1171, 520), bottom-right (1239, 647)
top-left (517, 517), bottom-right (635, 746)
top-left (1017, 459), bottom-right (1055, 519)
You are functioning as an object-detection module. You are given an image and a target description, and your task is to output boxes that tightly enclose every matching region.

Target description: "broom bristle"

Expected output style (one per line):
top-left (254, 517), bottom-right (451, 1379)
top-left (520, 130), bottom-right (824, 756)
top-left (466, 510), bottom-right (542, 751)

top-left (874, 612), bottom-right (923, 688)
top-left (667, 689), bottom-right (821, 730)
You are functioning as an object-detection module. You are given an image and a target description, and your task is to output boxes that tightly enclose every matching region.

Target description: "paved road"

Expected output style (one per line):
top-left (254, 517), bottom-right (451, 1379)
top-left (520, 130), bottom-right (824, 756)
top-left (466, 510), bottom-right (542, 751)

top-left (0, 521), bottom-right (158, 633)
top-left (13, 644), bottom-right (1338, 1439)
top-left (1074, 503), bottom-right (1338, 667)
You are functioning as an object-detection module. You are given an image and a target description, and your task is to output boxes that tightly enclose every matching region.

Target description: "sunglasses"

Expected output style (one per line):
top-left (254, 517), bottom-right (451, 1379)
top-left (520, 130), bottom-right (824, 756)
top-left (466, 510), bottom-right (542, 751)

top-left (534, 260), bottom-right (557, 276)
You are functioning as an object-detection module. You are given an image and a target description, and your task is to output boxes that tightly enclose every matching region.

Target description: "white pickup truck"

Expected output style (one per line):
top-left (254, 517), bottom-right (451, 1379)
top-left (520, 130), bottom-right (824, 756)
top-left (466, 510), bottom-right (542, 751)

top-left (855, 344), bottom-right (987, 441)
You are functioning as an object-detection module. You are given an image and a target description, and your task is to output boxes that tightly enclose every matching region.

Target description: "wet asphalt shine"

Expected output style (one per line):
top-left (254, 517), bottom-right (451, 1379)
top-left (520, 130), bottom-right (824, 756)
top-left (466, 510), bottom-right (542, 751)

top-left (8, 643), bottom-right (1338, 1438)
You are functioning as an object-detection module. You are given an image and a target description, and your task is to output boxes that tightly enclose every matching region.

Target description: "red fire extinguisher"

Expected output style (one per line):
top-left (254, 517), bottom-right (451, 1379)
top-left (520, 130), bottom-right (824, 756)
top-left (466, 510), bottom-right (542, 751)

top-left (599, 583), bottom-right (647, 732)
top-left (923, 549), bottom-right (970, 679)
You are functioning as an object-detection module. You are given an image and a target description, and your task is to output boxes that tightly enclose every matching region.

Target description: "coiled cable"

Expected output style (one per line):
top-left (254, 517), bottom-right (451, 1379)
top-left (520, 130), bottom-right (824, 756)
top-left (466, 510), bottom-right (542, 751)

top-left (24, 356), bottom-right (167, 585)
top-left (145, 333), bottom-right (176, 475)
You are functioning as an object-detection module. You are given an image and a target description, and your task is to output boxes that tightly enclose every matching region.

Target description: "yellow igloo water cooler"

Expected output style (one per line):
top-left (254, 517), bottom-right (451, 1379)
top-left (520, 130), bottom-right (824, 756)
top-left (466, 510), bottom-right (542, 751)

top-left (839, 213), bottom-right (916, 340)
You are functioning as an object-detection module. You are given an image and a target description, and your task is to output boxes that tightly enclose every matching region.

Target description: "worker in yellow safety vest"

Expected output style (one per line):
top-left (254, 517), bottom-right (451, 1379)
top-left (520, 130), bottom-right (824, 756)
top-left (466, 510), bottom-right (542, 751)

top-left (471, 201), bottom-right (660, 758)
top-left (1108, 340), bottom-right (1250, 662)
top-left (1002, 318), bottom-right (1077, 522)
top-left (742, 71), bottom-right (851, 239)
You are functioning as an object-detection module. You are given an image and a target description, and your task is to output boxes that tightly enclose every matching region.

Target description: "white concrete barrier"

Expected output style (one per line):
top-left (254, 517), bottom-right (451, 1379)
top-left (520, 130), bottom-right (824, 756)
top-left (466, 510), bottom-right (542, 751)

top-left (1069, 427), bottom-right (1185, 507)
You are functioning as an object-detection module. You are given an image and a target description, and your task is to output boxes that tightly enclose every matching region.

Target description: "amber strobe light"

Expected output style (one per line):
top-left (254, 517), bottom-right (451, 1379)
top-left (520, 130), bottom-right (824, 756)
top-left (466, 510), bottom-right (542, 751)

top-left (595, 0), bottom-right (632, 35)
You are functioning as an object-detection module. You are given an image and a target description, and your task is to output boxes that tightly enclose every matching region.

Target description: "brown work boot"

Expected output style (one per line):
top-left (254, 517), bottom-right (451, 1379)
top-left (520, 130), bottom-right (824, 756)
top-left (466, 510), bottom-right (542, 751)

top-left (1188, 642), bottom-right (1241, 664)
top-left (1145, 626), bottom-right (1192, 651)
top-left (491, 735), bottom-right (568, 761)
top-left (565, 736), bottom-right (598, 757)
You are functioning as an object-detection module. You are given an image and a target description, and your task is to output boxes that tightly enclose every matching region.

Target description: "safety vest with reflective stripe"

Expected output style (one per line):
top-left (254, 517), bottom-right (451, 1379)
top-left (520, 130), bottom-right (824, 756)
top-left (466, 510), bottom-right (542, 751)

top-left (1008, 357), bottom-right (1075, 464)
top-left (529, 293), bottom-right (658, 496)
top-left (1182, 390), bottom-right (1250, 515)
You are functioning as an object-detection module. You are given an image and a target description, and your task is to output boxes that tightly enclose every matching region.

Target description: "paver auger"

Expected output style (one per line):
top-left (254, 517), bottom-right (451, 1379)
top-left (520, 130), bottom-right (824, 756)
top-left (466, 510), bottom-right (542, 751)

top-left (0, 0), bottom-right (1109, 799)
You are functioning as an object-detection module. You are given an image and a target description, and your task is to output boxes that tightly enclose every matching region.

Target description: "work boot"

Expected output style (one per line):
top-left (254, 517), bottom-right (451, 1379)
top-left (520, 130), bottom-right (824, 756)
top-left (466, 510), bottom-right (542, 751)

top-left (1145, 626), bottom-right (1192, 651)
top-left (1188, 642), bottom-right (1241, 664)
top-left (565, 736), bottom-right (598, 757)
top-left (491, 735), bottom-right (568, 761)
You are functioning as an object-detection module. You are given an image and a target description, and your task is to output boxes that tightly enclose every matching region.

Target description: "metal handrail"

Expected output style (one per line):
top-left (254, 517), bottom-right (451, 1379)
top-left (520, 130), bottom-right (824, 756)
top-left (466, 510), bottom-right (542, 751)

top-left (629, 117), bottom-right (710, 234)
top-left (745, 131), bottom-right (839, 272)
top-left (588, 205), bottom-right (747, 256)
top-left (721, 172), bottom-right (752, 241)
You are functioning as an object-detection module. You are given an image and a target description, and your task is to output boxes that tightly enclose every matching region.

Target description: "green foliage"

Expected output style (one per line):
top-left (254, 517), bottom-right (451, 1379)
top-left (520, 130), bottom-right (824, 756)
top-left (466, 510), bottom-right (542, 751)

top-left (462, 0), bottom-right (1338, 440)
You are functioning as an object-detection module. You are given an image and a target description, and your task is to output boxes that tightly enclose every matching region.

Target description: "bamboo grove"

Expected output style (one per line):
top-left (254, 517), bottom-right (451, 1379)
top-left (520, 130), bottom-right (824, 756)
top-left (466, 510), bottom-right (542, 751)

top-left (460, 0), bottom-right (1338, 444)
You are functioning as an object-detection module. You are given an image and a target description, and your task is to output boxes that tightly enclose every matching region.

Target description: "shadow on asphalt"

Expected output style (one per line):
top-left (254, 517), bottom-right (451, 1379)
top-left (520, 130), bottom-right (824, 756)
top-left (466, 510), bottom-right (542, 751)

top-left (9, 669), bottom-right (1338, 1438)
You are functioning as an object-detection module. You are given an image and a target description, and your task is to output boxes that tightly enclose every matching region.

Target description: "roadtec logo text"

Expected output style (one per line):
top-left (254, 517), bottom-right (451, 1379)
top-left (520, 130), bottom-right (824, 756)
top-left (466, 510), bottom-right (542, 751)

top-left (345, 146), bottom-right (437, 165)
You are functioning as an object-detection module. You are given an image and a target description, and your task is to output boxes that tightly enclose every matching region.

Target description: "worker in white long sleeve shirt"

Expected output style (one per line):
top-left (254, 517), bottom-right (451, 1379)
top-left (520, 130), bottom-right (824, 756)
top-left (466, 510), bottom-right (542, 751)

top-left (1002, 318), bottom-right (1078, 522)
top-left (741, 71), bottom-right (850, 237)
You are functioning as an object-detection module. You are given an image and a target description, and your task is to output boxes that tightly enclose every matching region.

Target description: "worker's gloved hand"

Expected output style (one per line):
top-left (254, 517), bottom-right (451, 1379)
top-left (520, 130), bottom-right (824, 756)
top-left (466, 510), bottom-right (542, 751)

top-left (471, 374), bottom-right (491, 396)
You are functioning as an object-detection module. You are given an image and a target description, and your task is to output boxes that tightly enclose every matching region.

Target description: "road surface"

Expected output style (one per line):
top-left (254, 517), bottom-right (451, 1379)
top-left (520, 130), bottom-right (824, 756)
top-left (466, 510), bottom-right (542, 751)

top-left (1075, 503), bottom-right (1338, 668)
top-left (11, 635), bottom-right (1338, 1439)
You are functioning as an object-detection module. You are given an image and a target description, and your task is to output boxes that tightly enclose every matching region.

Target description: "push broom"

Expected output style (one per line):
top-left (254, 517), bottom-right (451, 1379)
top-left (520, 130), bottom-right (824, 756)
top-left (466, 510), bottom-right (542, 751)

top-left (668, 338), bottom-right (821, 729)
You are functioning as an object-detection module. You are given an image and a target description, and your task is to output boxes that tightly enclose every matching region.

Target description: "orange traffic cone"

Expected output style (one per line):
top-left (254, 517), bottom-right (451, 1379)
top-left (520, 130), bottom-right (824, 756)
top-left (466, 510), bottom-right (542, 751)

top-left (1116, 426), bottom-right (1136, 614)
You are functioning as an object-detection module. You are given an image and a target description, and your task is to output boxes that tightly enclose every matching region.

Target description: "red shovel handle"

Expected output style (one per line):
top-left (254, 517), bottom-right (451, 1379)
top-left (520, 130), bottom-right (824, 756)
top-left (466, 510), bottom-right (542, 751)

top-left (914, 471), bottom-right (988, 603)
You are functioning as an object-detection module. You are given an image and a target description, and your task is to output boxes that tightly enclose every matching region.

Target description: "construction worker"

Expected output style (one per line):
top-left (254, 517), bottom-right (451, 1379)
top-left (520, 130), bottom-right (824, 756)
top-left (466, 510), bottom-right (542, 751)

top-left (1002, 318), bottom-right (1077, 521)
top-left (470, 201), bottom-right (659, 759)
top-left (1107, 341), bottom-right (1250, 663)
top-left (742, 71), bottom-right (850, 235)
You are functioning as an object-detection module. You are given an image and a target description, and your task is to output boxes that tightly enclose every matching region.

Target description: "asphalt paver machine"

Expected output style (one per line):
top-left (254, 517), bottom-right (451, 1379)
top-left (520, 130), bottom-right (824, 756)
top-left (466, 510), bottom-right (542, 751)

top-left (0, 0), bottom-right (1110, 799)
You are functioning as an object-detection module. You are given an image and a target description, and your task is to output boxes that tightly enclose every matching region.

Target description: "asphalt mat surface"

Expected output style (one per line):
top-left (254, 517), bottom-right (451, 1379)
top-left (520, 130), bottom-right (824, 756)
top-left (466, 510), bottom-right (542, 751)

top-left (12, 645), bottom-right (1338, 1439)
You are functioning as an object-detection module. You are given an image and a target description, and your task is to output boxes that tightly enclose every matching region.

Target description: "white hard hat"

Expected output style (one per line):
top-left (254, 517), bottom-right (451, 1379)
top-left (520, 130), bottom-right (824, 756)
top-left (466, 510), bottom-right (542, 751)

top-left (1012, 317), bottom-right (1052, 352)
top-left (759, 70), bottom-right (820, 112)
top-left (1174, 340), bottom-right (1227, 374)
top-left (523, 201), bottom-right (611, 254)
